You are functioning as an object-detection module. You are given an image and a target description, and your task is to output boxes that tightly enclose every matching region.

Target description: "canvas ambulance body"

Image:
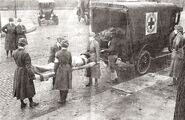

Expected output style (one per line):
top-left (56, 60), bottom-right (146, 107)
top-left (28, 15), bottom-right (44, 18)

top-left (90, 1), bottom-right (183, 74)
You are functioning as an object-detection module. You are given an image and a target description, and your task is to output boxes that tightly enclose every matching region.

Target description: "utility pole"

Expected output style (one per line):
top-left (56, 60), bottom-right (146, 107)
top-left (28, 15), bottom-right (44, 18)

top-left (14, 0), bottom-right (17, 18)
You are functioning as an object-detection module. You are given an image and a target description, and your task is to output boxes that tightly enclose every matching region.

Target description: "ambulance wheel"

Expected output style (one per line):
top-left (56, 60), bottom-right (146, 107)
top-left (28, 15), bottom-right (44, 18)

top-left (136, 50), bottom-right (151, 75)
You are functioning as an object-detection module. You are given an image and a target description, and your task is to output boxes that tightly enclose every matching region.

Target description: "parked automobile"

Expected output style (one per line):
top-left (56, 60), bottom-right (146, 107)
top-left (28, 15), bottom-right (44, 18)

top-left (38, 0), bottom-right (59, 26)
top-left (77, 0), bottom-right (90, 25)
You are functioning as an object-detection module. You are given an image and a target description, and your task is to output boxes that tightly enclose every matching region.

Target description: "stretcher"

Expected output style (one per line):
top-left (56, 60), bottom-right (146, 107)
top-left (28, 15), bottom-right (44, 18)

top-left (33, 62), bottom-right (96, 81)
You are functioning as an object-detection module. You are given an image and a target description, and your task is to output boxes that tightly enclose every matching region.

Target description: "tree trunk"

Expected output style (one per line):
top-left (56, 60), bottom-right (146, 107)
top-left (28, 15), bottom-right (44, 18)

top-left (173, 61), bottom-right (185, 120)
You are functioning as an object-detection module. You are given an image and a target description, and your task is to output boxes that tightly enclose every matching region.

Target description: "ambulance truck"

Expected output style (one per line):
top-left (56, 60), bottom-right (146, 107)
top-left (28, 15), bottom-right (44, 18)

top-left (90, 1), bottom-right (183, 74)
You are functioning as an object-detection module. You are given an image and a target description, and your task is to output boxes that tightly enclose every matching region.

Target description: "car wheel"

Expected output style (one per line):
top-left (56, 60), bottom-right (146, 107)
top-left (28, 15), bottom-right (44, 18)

top-left (136, 50), bottom-right (151, 75)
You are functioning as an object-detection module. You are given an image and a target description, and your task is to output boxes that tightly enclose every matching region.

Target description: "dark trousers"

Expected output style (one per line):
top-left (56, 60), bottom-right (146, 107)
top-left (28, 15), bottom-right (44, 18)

top-left (59, 90), bottom-right (68, 101)
top-left (52, 76), bottom-right (56, 86)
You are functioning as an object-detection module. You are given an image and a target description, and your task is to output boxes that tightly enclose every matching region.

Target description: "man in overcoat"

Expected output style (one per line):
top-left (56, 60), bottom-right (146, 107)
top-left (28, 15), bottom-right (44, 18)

top-left (101, 27), bottom-right (125, 83)
top-left (169, 25), bottom-right (184, 86)
top-left (53, 39), bottom-right (72, 104)
top-left (13, 38), bottom-right (39, 108)
top-left (2, 18), bottom-right (16, 57)
top-left (85, 34), bottom-right (101, 87)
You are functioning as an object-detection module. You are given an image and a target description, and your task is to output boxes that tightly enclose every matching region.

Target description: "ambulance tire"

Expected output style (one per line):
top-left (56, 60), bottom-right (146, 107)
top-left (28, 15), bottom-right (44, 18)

top-left (136, 50), bottom-right (151, 75)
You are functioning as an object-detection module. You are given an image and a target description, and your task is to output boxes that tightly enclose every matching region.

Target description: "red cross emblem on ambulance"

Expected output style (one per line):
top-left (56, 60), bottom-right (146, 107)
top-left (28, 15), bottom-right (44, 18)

top-left (145, 12), bottom-right (158, 35)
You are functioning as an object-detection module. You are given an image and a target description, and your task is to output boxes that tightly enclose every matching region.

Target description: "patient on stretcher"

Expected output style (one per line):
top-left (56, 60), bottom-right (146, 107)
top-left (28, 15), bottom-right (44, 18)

top-left (33, 53), bottom-right (132, 81)
top-left (33, 52), bottom-right (96, 81)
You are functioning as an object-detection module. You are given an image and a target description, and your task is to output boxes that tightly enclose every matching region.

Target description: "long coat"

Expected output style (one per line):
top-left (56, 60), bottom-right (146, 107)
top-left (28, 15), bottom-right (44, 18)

top-left (13, 48), bottom-right (36, 100)
top-left (15, 24), bottom-right (27, 46)
top-left (2, 23), bottom-right (17, 50)
top-left (86, 39), bottom-right (101, 79)
top-left (48, 44), bottom-right (61, 63)
top-left (173, 59), bottom-right (185, 120)
top-left (169, 32), bottom-right (184, 79)
top-left (53, 49), bottom-right (72, 90)
top-left (104, 37), bottom-right (121, 71)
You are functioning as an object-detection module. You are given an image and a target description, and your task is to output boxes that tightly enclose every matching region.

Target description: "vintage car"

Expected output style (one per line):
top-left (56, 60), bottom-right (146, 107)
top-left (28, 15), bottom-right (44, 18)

top-left (77, 0), bottom-right (90, 25)
top-left (38, 0), bottom-right (59, 26)
top-left (90, 1), bottom-right (183, 74)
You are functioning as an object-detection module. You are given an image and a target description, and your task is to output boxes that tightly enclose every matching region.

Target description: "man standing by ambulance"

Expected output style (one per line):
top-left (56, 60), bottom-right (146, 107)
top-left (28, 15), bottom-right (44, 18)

top-left (101, 28), bottom-right (125, 83)
top-left (169, 25), bottom-right (184, 86)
